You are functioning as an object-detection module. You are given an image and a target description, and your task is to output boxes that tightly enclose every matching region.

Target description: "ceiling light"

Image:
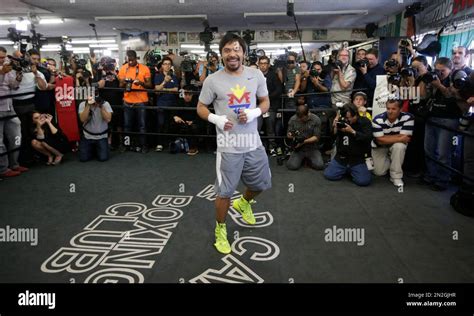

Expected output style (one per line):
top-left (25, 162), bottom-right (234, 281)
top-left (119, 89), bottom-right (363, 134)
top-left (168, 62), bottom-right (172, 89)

top-left (39, 18), bottom-right (64, 24)
top-left (71, 39), bottom-right (116, 44)
top-left (0, 40), bottom-right (14, 45)
top-left (95, 14), bottom-right (207, 21)
top-left (257, 43), bottom-right (310, 49)
top-left (89, 44), bottom-right (119, 48)
top-left (244, 10), bottom-right (368, 18)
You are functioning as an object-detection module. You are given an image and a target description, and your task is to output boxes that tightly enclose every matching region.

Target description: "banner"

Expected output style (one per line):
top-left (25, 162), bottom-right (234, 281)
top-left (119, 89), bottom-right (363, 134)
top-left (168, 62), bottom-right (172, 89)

top-left (418, 0), bottom-right (474, 33)
top-left (372, 75), bottom-right (390, 118)
top-left (55, 76), bottom-right (80, 142)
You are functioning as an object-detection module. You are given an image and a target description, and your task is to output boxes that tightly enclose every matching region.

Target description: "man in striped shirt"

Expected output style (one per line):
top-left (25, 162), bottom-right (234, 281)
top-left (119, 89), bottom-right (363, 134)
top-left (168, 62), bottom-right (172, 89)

top-left (372, 99), bottom-right (415, 187)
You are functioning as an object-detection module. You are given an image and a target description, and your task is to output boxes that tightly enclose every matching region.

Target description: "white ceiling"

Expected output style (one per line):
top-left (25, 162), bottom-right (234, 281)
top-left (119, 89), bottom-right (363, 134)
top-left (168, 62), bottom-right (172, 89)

top-left (0, 0), bottom-right (420, 38)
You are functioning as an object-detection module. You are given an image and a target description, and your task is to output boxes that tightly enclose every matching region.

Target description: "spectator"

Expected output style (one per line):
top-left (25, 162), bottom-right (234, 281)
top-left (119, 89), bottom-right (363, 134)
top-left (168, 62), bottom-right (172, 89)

top-left (199, 52), bottom-right (223, 83)
top-left (372, 99), bottom-right (414, 187)
top-left (352, 92), bottom-right (371, 120)
top-left (306, 61), bottom-right (332, 109)
top-left (324, 103), bottom-right (373, 186)
top-left (78, 96), bottom-right (113, 162)
top-left (171, 86), bottom-right (202, 156)
top-left (331, 49), bottom-right (356, 109)
top-left (299, 60), bottom-right (310, 94)
top-left (258, 56), bottom-right (282, 156)
top-left (30, 112), bottom-right (69, 165)
top-left (355, 48), bottom-right (386, 108)
top-left (451, 46), bottom-right (472, 74)
top-left (0, 46), bottom-right (27, 178)
top-left (286, 104), bottom-right (324, 170)
top-left (31, 50), bottom-right (55, 116)
top-left (154, 56), bottom-right (179, 152)
top-left (118, 50), bottom-right (152, 153)
top-left (422, 57), bottom-right (461, 191)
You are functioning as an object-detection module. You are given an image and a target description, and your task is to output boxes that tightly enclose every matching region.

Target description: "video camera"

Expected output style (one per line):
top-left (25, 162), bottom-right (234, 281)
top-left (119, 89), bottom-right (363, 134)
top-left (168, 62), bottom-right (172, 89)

top-left (451, 69), bottom-right (473, 98)
top-left (6, 54), bottom-right (32, 73)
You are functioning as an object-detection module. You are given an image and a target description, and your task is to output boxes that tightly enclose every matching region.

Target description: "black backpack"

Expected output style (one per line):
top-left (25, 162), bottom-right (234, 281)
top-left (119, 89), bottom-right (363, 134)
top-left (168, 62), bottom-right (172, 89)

top-left (450, 188), bottom-right (474, 217)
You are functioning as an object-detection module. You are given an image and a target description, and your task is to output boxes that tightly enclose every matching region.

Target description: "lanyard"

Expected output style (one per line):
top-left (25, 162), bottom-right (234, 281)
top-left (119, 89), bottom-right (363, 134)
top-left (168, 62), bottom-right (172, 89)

top-left (126, 64), bottom-right (140, 80)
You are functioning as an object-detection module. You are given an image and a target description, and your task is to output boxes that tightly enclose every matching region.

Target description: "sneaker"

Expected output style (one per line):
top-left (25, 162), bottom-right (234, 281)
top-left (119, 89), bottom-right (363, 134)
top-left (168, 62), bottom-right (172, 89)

top-left (187, 148), bottom-right (199, 156)
top-left (232, 196), bottom-right (256, 225)
top-left (214, 222), bottom-right (231, 254)
top-left (12, 166), bottom-right (29, 173)
top-left (269, 148), bottom-right (277, 157)
top-left (141, 146), bottom-right (149, 154)
top-left (135, 146), bottom-right (142, 153)
top-left (276, 147), bottom-right (283, 156)
top-left (390, 178), bottom-right (404, 187)
top-left (0, 169), bottom-right (21, 178)
top-left (155, 145), bottom-right (163, 152)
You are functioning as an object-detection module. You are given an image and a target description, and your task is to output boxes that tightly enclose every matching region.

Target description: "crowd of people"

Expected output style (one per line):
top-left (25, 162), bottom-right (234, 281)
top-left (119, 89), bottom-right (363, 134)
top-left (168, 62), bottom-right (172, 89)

top-left (0, 41), bottom-right (472, 194)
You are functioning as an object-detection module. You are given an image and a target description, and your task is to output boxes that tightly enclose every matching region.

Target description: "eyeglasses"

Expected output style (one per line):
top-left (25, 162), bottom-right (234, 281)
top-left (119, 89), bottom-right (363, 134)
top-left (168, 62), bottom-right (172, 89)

top-left (287, 60), bottom-right (295, 64)
top-left (258, 62), bottom-right (269, 65)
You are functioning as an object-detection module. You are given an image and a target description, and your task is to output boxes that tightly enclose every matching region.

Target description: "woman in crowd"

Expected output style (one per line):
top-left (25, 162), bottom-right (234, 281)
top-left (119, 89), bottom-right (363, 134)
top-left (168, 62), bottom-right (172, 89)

top-left (30, 111), bottom-right (70, 165)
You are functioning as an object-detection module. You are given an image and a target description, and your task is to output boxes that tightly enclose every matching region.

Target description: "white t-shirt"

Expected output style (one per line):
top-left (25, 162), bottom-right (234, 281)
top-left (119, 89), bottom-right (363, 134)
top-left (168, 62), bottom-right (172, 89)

top-left (199, 67), bottom-right (268, 153)
top-left (13, 71), bottom-right (45, 100)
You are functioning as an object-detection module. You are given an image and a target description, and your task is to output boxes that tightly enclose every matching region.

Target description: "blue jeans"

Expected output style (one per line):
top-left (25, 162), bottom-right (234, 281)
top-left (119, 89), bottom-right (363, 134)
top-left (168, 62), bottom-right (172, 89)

top-left (424, 117), bottom-right (459, 187)
top-left (79, 137), bottom-right (109, 162)
top-left (123, 102), bottom-right (147, 146)
top-left (324, 158), bottom-right (372, 186)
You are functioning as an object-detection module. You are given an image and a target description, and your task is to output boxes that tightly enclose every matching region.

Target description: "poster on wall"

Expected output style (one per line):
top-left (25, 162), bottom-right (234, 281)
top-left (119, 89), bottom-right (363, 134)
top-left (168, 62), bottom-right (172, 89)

top-left (255, 30), bottom-right (274, 41)
top-left (312, 29), bottom-right (328, 40)
top-left (150, 32), bottom-right (168, 46)
top-left (351, 28), bottom-right (367, 40)
top-left (274, 30), bottom-right (298, 41)
top-left (120, 31), bottom-right (149, 51)
top-left (186, 32), bottom-right (200, 42)
top-left (179, 32), bottom-right (186, 43)
top-left (168, 32), bottom-right (178, 46)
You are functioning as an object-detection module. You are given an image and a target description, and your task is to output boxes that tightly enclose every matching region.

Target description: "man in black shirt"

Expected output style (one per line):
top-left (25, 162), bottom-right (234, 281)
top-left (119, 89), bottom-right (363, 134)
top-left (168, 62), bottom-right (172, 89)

top-left (258, 56), bottom-right (282, 155)
top-left (324, 103), bottom-right (373, 186)
top-left (286, 104), bottom-right (324, 170)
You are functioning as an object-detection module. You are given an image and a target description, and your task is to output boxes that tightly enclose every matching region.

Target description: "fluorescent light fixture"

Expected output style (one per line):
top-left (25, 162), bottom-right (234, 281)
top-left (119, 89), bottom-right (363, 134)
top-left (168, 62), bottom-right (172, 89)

top-left (71, 39), bottom-right (116, 44)
top-left (257, 43), bottom-right (310, 49)
top-left (181, 44), bottom-right (219, 49)
top-left (89, 44), bottom-right (119, 48)
top-left (190, 50), bottom-right (206, 54)
top-left (39, 18), bottom-right (64, 24)
top-left (0, 21), bottom-right (11, 25)
top-left (0, 40), bottom-right (14, 45)
top-left (244, 10), bottom-right (368, 18)
top-left (95, 14), bottom-right (207, 20)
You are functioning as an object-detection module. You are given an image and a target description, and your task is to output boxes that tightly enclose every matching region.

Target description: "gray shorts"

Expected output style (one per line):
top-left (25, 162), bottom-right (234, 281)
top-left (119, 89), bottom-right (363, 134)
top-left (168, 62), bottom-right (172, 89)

top-left (215, 147), bottom-right (272, 198)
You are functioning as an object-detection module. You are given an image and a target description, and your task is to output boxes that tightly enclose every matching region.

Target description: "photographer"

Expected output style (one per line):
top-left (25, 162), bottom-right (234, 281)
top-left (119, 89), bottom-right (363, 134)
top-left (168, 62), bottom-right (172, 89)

top-left (170, 86), bottom-right (202, 156)
top-left (0, 46), bottom-right (28, 178)
top-left (323, 103), bottom-right (373, 186)
top-left (258, 56), bottom-right (282, 156)
top-left (74, 58), bottom-right (92, 88)
top-left (372, 99), bottom-right (414, 187)
top-left (30, 111), bottom-right (69, 165)
top-left (199, 52), bottom-right (223, 83)
top-left (355, 48), bottom-right (385, 108)
top-left (353, 48), bottom-right (367, 92)
top-left (118, 50), bottom-right (152, 153)
top-left (286, 104), bottom-right (324, 170)
top-left (306, 61), bottom-right (332, 109)
top-left (331, 49), bottom-right (356, 109)
top-left (421, 57), bottom-right (461, 191)
top-left (396, 38), bottom-right (417, 68)
top-left (32, 51), bottom-right (56, 117)
top-left (298, 61), bottom-right (310, 94)
top-left (11, 49), bottom-right (47, 165)
top-left (78, 95), bottom-right (113, 162)
top-left (154, 56), bottom-right (179, 152)
top-left (96, 57), bottom-right (123, 151)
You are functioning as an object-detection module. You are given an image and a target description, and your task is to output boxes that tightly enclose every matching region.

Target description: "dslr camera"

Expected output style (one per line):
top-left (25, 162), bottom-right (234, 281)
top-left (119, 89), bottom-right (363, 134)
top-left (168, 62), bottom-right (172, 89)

top-left (124, 78), bottom-right (134, 92)
top-left (421, 72), bottom-right (439, 84)
top-left (400, 67), bottom-right (416, 78)
top-left (355, 58), bottom-right (369, 68)
top-left (288, 129), bottom-right (306, 151)
top-left (399, 39), bottom-right (411, 48)
top-left (387, 73), bottom-right (402, 85)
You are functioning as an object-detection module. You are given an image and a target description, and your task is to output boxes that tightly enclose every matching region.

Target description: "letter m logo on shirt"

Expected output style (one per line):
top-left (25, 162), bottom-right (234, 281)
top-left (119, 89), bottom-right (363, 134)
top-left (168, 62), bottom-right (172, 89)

top-left (227, 84), bottom-right (251, 113)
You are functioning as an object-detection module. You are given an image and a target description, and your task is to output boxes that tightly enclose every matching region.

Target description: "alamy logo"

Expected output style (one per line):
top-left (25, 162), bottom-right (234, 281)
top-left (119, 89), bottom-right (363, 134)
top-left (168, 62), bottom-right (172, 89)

top-left (216, 132), bottom-right (260, 149)
top-left (18, 290), bottom-right (55, 310)
top-left (324, 225), bottom-right (365, 246)
top-left (0, 225), bottom-right (38, 246)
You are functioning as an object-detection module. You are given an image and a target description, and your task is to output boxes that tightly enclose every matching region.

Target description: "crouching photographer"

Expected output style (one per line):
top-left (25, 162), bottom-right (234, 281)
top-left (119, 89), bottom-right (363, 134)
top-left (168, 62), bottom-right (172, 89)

top-left (324, 103), bottom-right (373, 186)
top-left (286, 104), bottom-right (324, 171)
top-left (78, 95), bottom-right (113, 162)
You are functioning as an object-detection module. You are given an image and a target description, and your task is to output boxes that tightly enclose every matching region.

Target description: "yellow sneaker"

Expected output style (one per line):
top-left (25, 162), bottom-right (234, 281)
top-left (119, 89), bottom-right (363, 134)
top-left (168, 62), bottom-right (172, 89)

top-left (233, 196), bottom-right (256, 225)
top-left (214, 222), bottom-right (231, 254)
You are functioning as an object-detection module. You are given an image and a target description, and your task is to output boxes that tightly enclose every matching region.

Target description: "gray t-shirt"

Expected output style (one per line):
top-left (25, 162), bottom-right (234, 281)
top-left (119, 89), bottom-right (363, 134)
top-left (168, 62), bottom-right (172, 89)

top-left (199, 67), bottom-right (268, 153)
top-left (78, 101), bottom-right (113, 140)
